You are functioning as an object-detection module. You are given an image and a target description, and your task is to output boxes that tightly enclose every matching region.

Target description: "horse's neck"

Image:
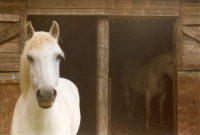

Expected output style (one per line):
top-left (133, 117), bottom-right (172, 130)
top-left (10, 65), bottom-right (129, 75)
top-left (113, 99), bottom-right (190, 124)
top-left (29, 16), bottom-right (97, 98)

top-left (148, 56), bottom-right (165, 79)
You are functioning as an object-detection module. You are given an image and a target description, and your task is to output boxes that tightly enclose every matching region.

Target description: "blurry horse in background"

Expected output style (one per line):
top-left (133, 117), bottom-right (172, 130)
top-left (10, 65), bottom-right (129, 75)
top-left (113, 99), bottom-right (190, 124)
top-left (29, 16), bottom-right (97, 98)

top-left (122, 50), bottom-right (174, 130)
top-left (11, 21), bottom-right (80, 135)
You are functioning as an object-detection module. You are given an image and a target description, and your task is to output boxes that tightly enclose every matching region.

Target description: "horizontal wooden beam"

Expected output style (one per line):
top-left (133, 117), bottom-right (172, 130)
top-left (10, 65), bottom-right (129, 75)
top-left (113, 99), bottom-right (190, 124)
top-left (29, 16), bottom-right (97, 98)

top-left (0, 72), bottom-right (20, 81)
top-left (28, 9), bottom-right (106, 15)
top-left (183, 17), bottom-right (200, 25)
top-left (0, 53), bottom-right (20, 63)
top-left (28, 8), bottom-right (179, 17)
top-left (0, 63), bottom-right (19, 71)
top-left (181, 6), bottom-right (200, 16)
top-left (0, 14), bottom-right (19, 22)
top-left (0, 43), bottom-right (19, 53)
top-left (183, 45), bottom-right (200, 54)
top-left (183, 26), bottom-right (200, 42)
top-left (27, 1), bottom-right (105, 9)
top-left (132, 1), bottom-right (179, 10)
top-left (0, 23), bottom-right (19, 44)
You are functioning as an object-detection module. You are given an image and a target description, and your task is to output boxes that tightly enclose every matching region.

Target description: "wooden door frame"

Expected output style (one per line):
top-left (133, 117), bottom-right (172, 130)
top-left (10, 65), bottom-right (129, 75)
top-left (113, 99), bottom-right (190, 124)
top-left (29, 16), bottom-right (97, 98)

top-left (97, 17), bottom-right (178, 135)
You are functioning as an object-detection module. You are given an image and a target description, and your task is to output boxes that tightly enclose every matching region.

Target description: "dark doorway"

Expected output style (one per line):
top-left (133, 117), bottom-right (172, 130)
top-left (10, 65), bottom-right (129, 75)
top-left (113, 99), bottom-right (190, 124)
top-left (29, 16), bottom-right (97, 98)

top-left (109, 19), bottom-right (174, 135)
top-left (28, 16), bottom-right (97, 135)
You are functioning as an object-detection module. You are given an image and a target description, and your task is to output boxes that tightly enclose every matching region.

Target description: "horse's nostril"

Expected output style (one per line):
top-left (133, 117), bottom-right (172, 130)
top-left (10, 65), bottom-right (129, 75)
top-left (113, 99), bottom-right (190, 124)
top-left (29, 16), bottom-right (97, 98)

top-left (53, 90), bottom-right (57, 97)
top-left (37, 90), bottom-right (42, 98)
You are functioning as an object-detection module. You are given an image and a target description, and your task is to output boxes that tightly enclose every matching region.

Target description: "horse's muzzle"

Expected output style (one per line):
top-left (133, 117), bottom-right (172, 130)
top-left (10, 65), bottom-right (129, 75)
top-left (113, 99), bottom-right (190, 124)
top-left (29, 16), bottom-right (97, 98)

top-left (36, 89), bottom-right (57, 109)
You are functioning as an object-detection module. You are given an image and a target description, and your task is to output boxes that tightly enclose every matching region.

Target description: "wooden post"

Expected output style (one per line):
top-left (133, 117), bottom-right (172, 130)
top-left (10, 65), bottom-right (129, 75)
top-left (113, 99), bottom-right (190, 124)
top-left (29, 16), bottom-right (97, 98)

top-left (19, 15), bottom-right (26, 53)
top-left (173, 19), bottom-right (178, 135)
top-left (97, 18), bottom-right (109, 135)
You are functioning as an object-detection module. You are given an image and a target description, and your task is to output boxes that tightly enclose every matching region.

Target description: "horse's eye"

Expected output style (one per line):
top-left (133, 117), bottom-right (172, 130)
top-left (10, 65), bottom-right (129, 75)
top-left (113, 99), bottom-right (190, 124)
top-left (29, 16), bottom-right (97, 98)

top-left (27, 55), bottom-right (34, 63)
top-left (57, 54), bottom-right (63, 61)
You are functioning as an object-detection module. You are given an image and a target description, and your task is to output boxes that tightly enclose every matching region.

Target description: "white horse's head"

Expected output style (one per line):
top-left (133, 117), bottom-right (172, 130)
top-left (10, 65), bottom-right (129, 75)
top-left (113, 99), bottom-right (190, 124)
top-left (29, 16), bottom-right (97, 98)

top-left (163, 50), bottom-right (174, 79)
top-left (22, 21), bottom-right (64, 109)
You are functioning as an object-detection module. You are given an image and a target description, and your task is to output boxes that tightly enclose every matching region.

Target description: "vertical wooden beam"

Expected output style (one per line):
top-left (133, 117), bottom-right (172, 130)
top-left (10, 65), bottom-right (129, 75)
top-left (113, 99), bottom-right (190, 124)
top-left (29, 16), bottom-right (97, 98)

top-left (19, 15), bottom-right (26, 53)
top-left (97, 18), bottom-right (109, 135)
top-left (176, 17), bottom-right (183, 70)
top-left (173, 19), bottom-right (178, 135)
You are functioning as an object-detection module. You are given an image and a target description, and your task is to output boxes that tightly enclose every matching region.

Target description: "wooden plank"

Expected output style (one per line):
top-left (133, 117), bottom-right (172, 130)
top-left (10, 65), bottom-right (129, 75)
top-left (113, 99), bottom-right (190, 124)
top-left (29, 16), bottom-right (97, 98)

top-left (176, 18), bottom-right (184, 70)
top-left (0, 72), bottom-right (20, 81)
top-left (182, 54), bottom-right (200, 68)
top-left (0, 22), bottom-right (14, 31)
top-left (106, 9), bottom-right (179, 16)
top-left (106, 9), bottom-right (131, 16)
top-left (108, 78), bottom-right (111, 135)
top-left (19, 15), bottom-right (26, 52)
top-left (27, 0), bottom-right (105, 9)
top-left (0, 7), bottom-right (26, 15)
top-left (183, 45), bottom-right (200, 53)
top-left (183, 34), bottom-right (200, 45)
top-left (97, 18), bottom-right (109, 135)
top-left (0, 72), bottom-right (20, 84)
top-left (28, 8), bottom-right (179, 17)
top-left (28, 9), bottom-right (106, 15)
top-left (0, 43), bottom-right (19, 52)
top-left (106, 0), bottom-right (132, 9)
top-left (0, 2), bottom-right (26, 8)
top-left (0, 84), bottom-right (20, 135)
top-left (7, 35), bottom-right (20, 43)
top-left (0, 63), bottom-right (19, 71)
top-left (183, 16), bottom-right (200, 25)
top-left (0, 53), bottom-right (20, 63)
top-left (0, 23), bottom-right (19, 44)
top-left (131, 9), bottom-right (179, 17)
top-left (181, 6), bottom-right (200, 16)
top-left (183, 26), bottom-right (200, 42)
top-left (132, 1), bottom-right (179, 10)
top-left (0, 14), bottom-right (19, 22)
top-left (177, 71), bottom-right (200, 135)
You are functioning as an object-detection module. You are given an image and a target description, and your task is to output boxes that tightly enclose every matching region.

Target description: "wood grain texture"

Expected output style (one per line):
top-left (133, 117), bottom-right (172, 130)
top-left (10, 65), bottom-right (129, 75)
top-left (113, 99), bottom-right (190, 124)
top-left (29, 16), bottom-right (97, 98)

top-left (0, 43), bottom-right (19, 53)
top-left (0, 63), bottom-right (19, 71)
top-left (176, 18), bottom-right (184, 70)
top-left (97, 18), bottom-right (109, 135)
top-left (177, 71), bottom-right (200, 135)
top-left (183, 26), bottom-right (200, 42)
top-left (181, 6), bottom-right (200, 16)
top-left (0, 53), bottom-right (20, 63)
top-left (132, 1), bottom-right (179, 10)
top-left (0, 23), bottom-right (19, 44)
top-left (0, 83), bottom-right (20, 135)
top-left (183, 16), bottom-right (200, 25)
top-left (28, 9), bottom-right (106, 15)
top-left (183, 34), bottom-right (200, 45)
top-left (0, 14), bottom-right (19, 22)
top-left (27, 0), bottom-right (105, 9)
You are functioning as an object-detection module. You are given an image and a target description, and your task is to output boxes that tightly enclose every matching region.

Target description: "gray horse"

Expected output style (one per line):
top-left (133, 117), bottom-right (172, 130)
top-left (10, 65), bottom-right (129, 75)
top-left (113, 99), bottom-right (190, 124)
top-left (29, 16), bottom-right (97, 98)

top-left (122, 50), bottom-right (174, 130)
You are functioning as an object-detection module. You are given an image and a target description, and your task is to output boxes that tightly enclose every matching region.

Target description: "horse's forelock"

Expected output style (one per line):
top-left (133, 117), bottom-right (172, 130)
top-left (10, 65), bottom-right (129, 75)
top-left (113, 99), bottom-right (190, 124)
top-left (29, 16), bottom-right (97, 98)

top-left (28, 32), bottom-right (58, 50)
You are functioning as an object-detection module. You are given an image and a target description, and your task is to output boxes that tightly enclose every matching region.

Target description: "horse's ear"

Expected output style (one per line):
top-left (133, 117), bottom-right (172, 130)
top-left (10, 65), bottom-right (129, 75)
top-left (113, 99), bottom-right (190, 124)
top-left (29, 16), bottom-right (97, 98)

top-left (49, 21), bottom-right (59, 39)
top-left (26, 21), bottom-right (35, 40)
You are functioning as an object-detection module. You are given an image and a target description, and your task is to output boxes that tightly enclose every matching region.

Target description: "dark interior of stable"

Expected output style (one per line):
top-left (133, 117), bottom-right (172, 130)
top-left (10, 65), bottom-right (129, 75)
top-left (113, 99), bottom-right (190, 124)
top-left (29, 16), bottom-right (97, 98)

top-left (109, 19), bottom-right (175, 134)
top-left (28, 16), bottom-right (97, 135)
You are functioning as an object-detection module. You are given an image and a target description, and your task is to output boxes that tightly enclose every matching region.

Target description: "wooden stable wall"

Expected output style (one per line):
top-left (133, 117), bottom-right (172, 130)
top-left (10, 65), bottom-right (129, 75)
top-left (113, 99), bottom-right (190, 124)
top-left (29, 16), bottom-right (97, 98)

top-left (0, 73), bottom-right (20, 135)
top-left (176, 3), bottom-right (200, 135)
top-left (0, 0), bottom-right (200, 135)
top-left (27, 0), bottom-right (179, 17)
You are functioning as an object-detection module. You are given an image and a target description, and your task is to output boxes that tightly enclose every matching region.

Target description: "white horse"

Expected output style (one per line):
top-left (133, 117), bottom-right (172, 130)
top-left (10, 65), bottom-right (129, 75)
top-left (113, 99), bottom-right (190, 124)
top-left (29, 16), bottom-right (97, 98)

top-left (122, 50), bottom-right (174, 130)
top-left (11, 21), bottom-right (80, 135)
